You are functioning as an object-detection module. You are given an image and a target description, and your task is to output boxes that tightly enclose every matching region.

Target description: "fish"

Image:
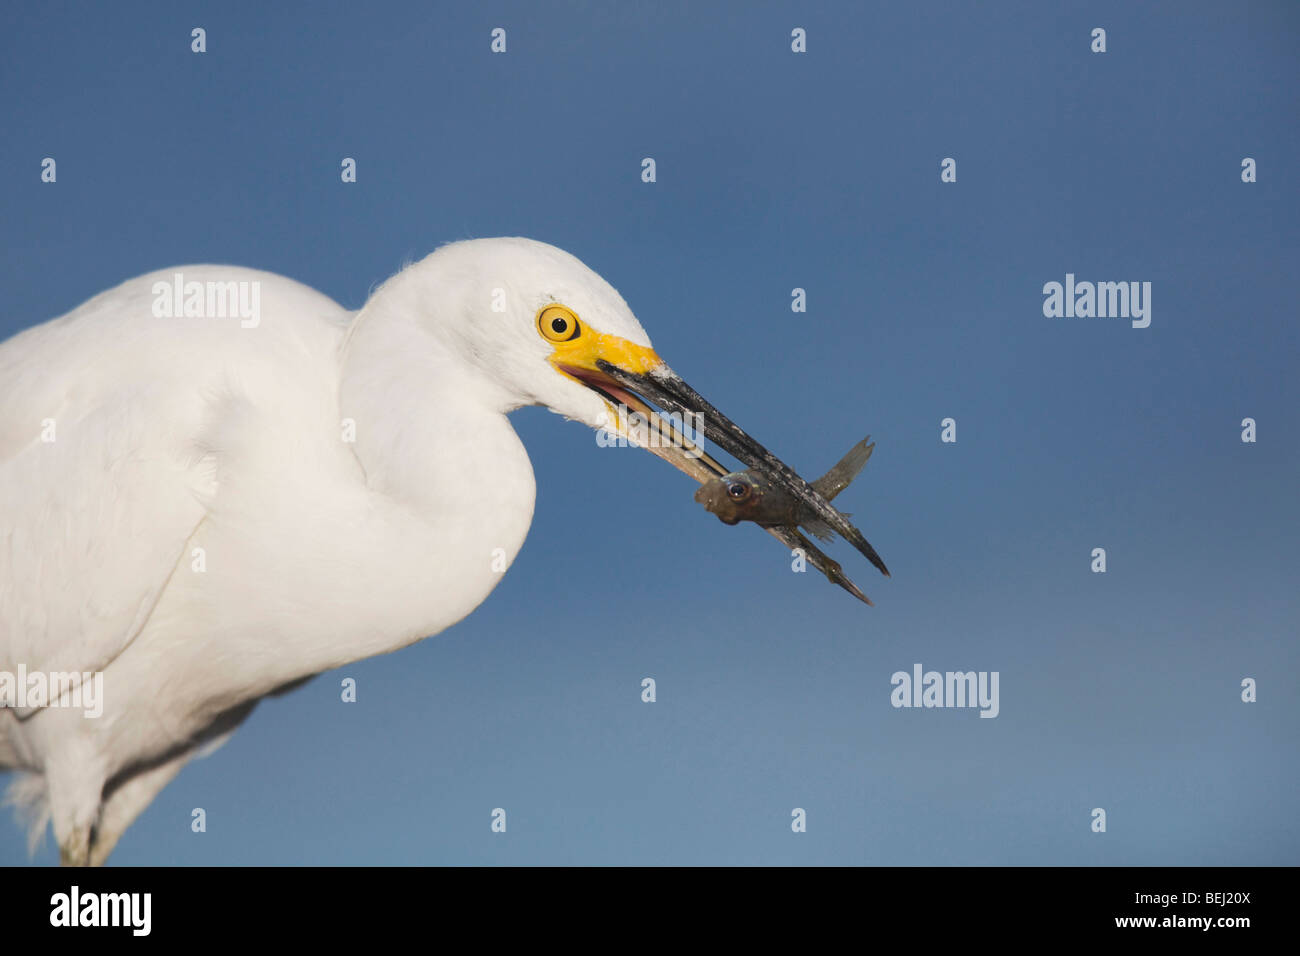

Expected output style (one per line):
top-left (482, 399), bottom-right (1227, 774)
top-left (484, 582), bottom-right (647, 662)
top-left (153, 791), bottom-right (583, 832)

top-left (695, 437), bottom-right (874, 538)
top-left (693, 437), bottom-right (885, 605)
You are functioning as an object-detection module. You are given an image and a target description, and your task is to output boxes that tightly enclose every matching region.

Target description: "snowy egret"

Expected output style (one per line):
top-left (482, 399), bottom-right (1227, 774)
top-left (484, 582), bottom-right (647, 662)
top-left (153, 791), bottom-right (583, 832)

top-left (0, 238), bottom-right (886, 864)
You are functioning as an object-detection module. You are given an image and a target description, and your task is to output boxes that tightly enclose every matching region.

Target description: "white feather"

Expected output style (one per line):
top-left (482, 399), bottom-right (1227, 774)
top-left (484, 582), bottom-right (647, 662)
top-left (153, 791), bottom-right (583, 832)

top-left (0, 238), bottom-right (653, 860)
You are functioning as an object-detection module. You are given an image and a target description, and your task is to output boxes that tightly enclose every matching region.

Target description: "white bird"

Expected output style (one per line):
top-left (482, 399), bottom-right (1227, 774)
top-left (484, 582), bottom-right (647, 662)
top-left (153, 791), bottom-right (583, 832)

top-left (0, 237), bottom-right (885, 864)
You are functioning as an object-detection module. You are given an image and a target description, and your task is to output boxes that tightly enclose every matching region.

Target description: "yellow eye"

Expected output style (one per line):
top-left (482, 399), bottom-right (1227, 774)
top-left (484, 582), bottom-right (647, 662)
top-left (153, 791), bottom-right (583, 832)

top-left (538, 305), bottom-right (581, 343)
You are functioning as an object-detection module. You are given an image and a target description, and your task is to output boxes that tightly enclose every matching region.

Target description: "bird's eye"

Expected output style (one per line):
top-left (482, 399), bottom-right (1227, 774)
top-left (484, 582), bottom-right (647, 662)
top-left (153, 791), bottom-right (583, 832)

top-left (727, 481), bottom-right (751, 501)
top-left (537, 305), bottom-right (582, 343)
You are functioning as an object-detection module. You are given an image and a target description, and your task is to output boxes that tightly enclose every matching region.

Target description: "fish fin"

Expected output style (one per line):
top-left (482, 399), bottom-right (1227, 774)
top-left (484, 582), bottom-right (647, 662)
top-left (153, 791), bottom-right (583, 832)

top-left (812, 437), bottom-right (874, 501)
top-left (801, 517), bottom-right (836, 542)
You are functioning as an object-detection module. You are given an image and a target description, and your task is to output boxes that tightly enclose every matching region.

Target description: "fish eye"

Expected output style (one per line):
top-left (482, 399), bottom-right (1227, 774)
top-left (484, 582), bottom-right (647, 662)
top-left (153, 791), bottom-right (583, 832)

top-left (537, 305), bottom-right (582, 343)
top-left (726, 480), bottom-right (751, 501)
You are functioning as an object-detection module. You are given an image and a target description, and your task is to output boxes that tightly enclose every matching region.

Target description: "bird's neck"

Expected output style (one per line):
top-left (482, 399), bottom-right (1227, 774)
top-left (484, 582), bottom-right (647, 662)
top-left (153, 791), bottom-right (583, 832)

top-left (332, 306), bottom-right (536, 654)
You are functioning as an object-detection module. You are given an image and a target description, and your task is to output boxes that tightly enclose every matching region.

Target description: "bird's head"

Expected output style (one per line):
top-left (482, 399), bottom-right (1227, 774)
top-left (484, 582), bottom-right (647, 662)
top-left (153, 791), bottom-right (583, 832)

top-left (404, 237), bottom-right (660, 435)
top-left (354, 237), bottom-right (871, 551)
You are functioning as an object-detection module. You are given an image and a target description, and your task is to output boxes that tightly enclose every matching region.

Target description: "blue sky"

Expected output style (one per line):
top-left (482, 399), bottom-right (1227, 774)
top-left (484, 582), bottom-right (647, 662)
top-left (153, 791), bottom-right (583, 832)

top-left (1, 1), bottom-right (1297, 865)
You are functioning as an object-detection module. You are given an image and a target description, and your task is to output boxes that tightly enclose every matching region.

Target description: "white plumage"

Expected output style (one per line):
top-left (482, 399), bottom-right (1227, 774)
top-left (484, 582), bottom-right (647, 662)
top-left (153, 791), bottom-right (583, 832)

top-left (1, 238), bottom-right (663, 863)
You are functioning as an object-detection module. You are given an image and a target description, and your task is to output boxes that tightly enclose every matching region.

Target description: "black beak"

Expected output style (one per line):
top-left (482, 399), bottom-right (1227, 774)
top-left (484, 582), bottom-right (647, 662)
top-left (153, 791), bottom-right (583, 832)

top-left (596, 360), bottom-right (890, 578)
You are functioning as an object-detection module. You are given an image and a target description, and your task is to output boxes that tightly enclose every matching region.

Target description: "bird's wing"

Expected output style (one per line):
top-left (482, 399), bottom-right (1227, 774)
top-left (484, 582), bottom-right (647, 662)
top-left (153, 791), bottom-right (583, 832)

top-left (0, 266), bottom-right (349, 719)
top-left (0, 402), bottom-right (206, 718)
top-left (0, 298), bottom-right (210, 717)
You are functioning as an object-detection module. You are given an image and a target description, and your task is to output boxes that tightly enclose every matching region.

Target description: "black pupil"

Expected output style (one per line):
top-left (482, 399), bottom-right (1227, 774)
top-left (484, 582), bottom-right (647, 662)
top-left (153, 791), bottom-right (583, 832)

top-left (551, 317), bottom-right (568, 334)
top-left (728, 482), bottom-right (747, 499)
